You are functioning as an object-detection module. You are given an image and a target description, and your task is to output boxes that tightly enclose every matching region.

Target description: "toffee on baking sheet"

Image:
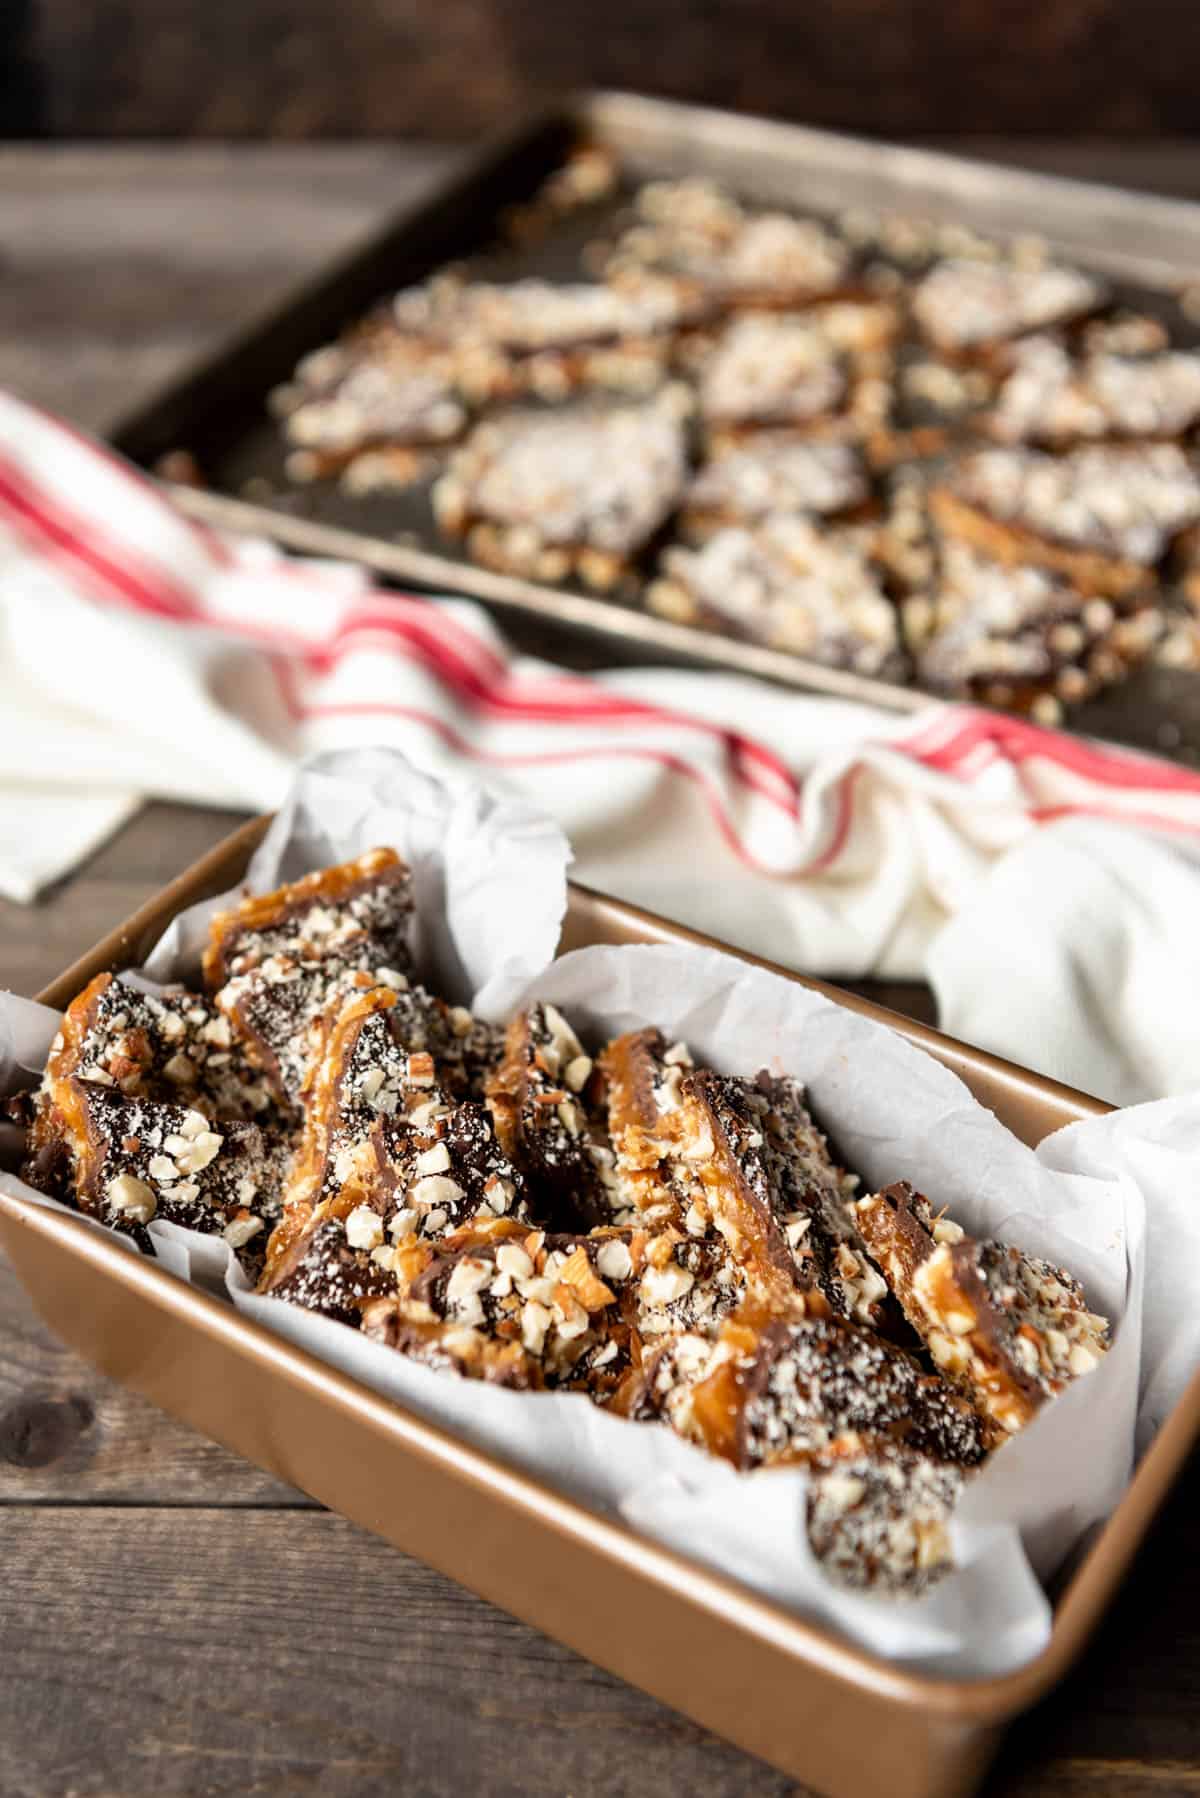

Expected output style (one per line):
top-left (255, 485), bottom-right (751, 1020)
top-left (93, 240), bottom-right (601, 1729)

top-left (251, 153), bottom-right (1200, 732)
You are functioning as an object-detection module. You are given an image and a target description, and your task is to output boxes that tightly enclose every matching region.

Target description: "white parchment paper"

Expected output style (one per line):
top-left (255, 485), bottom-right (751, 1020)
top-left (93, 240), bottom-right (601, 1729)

top-left (3, 746), bottom-right (1199, 1679)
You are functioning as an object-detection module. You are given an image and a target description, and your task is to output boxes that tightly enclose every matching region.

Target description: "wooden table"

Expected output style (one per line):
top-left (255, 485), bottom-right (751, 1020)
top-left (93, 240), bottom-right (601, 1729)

top-left (1, 142), bottom-right (1197, 1797)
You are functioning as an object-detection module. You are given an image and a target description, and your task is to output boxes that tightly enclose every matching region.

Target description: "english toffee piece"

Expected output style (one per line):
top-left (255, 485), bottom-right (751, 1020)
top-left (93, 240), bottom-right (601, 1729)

top-left (202, 847), bottom-right (415, 1106)
top-left (19, 851), bottom-right (1112, 1598)
top-left (902, 532), bottom-right (1163, 716)
top-left (432, 400), bottom-right (689, 591)
top-left (909, 260), bottom-right (1106, 356)
top-left (648, 516), bottom-right (904, 678)
top-left (852, 1182), bottom-right (1111, 1437)
top-left (680, 438), bottom-right (871, 535)
top-left (935, 444), bottom-right (1200, 593)
top-left (987, 338), bottom-right (1200, 449)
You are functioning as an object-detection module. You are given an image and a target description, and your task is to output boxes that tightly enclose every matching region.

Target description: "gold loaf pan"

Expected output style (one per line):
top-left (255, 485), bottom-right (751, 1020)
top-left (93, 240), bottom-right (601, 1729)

top-left (2, 815), bottom-right (1193, 1798)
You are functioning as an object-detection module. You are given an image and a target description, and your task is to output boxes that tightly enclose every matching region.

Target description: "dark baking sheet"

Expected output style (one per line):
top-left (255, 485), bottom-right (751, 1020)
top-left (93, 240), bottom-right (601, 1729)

top-left (110, 91), bottom-right (1200, 764)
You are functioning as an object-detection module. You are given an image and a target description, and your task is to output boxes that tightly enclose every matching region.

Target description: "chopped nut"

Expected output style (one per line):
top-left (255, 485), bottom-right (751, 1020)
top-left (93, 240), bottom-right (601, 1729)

top-left (541, 1004), bottom-right (580, 1070)
top-left (412, 1174), bottom-right (465, 1210)
top-left (446, 1256), bottom-right (492, 1310)
top-left (818, 1472), bottom-right (866, 1513)
top-left (521, 1299), bottom-right (553, 1355)
top-left (224, 1214), bottom-right (264, 1250)
top-left (557, 1100), bottom-right (582, 1138)
top-left (680, 1122), bottom-right (715, 1163)
top-left (551, 1287), bottom-right (591, 1339)
top-left (514, 1273), bottom-right (556, 1307)
top-left (415, 1142), bottom-right (452, 1177)
top-left (163, 1052), bottom-right (197, 1086)
top-left (595, 1239), bottom-right (633, 1283)
top-left (556, 1245), bottom-right (616, 1311)
top-left (105, 1174), bottom-right (156, 1224)
top-left (408, 1098), bottom-right (446, 1130)
top-left (495, 1242), bottom-right (535, 1281)
top-left (174, 1130), bottom-right (223, 1174)
top-left (656, 1064), bottom-right (685, 1112)
top-left (345, 1205), bottom-right (384, 1251)
top-left (482, 1175), bottom-right (514, 1215)
top-left (641, 1261), bottom-right (696, 1306)
top-left (563, 1054), bottom-right (593, 1093)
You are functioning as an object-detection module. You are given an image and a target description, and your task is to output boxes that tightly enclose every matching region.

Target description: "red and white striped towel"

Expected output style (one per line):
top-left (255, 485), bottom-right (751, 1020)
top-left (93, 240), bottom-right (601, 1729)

top-left (3, 389), bottom-right (1200, 1103)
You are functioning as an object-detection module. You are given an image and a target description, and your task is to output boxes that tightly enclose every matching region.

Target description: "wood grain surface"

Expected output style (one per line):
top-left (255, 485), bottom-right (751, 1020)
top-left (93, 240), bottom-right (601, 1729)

top-left (14, 2), bottom-right (1200, 140)
top-left (0, 141), bottom-right (1197, 1798)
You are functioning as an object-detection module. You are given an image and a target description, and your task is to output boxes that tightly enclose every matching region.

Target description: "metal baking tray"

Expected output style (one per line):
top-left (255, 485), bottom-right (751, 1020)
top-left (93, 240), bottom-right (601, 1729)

top-left (2, 818), bottom-right (1197, 1797)
top-left (109, 91), bottom-right (1200, 764)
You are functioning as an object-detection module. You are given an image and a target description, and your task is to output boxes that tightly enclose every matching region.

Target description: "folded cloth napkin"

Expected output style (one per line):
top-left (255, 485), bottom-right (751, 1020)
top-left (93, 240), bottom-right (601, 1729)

top-left (3, 390), bottom-right (1200, 1104)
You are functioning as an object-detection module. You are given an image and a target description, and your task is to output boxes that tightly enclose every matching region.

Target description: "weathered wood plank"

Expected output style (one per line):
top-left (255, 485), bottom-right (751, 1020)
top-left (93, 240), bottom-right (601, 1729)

top-left (0, 145), bottom-right (461, 430)
top-left (1, 1495), bottom-right (1200, 1796)
top-left (0, 1506), bottom-right (795, 1798)
top-left (20, 3), bottom-right (1200, 140)
top-left (0, 1252), bottom-right (307, 1506)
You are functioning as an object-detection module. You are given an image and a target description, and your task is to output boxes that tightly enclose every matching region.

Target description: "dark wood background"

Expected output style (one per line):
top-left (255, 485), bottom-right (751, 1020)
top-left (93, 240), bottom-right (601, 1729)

top-left (6, 0), bottom-right (1200, 139)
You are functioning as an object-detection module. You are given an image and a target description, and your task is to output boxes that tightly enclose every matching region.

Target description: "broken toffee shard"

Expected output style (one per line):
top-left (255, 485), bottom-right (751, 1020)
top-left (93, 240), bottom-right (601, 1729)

top-left (619, 1302), bottom-right (985, 1472)
top-left (432, 400), bottom-right (689, 591)
top-left (805, 1448), bottom-right (963, 1596)
top-left (679, 437), bottom-right (871, 537)
top-left (203, 847), bottom-right (415, 1105)
top-left (34, 970), bottom-right (278, 1122)
top-left (362, 1222), bottom-right (640, 1393)
top-left (932, 444), bottom-right (1200, 599)
top-left (648, 516), bottom-right (904, 679)
top-left (260, 985), bottom-right (522, 1319)
top-left (852, 1181), bottom-right (1110, 1436)
top-left (60, 1086), bottom-right (289, 1276)
top-left (487, 1003), bottom-right (622, 1231)
top-left (910, 259), bottom-right (1106, 356)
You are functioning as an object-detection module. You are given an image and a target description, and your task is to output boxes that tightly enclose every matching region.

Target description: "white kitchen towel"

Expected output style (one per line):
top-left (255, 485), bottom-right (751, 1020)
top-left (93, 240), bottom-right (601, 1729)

top-left (3, 390), bottom-right (1200, 1102)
